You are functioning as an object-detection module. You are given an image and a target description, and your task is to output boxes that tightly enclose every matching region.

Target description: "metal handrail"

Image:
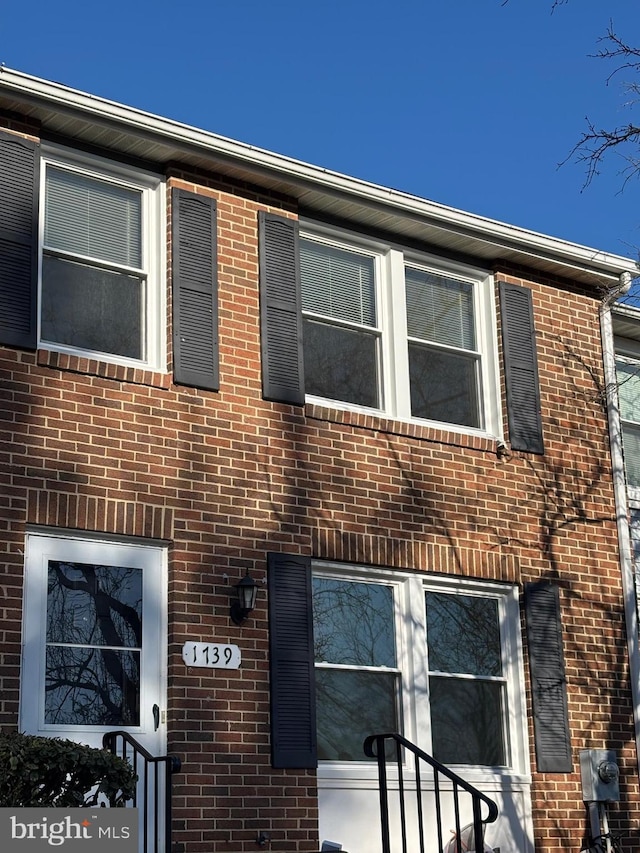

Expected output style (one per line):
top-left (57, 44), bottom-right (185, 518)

top-left (103, 731), bottom-right (181, 853)
top-left (363, 732), bottom-right (499, 853)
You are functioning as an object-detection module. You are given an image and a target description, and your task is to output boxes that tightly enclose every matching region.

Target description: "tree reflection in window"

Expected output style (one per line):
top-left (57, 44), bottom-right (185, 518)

top-left (45, 561), bottom-right (142, 726)
top-left (426, 592), bottom-right (507, 766)
top-left (312, 578), bottom-right (398, 761)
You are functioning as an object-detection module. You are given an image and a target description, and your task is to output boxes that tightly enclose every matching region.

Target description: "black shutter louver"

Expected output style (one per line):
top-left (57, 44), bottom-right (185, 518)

top-left (0, 131), bottom-right (39, 349)
top-left (268, 552), bottom-right (317, 768)
top-left (258, 212), bottom-right (305, 404)
top-left (524, 581), bottom-right (572, 772)
top-left (172, 188), bottom-right (219, 390)
top-left (499, 281), bottom-right (544, 454)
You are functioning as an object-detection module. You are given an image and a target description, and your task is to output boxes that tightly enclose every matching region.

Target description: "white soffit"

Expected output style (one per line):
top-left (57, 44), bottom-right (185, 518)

top-left (0, 67), bottom-right (636, 288)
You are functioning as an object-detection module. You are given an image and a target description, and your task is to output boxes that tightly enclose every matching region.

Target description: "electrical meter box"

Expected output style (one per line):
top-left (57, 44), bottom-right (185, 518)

top-left (580, 749), bottom-right (620, 802)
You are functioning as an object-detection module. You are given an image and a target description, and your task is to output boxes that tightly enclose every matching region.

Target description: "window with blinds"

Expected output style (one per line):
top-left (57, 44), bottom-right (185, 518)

top-left (615, 356), bottom-right (640, 489)
top-left (297, 225), bottom-right (498, 434)
top-left (405, 267), bottom-right (481, 428)
top-left (300, 238), bottom-right (381, 409)
top-left (41, 163), bottom-right (147, 361)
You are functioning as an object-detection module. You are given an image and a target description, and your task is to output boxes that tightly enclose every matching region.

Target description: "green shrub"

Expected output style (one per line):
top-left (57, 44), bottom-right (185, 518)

top-left (0, 731), bottom-right (137, 807)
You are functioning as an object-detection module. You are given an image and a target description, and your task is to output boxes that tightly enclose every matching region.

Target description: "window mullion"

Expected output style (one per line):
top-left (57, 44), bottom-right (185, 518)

top-left (387, 248), bottom-right (410, 418)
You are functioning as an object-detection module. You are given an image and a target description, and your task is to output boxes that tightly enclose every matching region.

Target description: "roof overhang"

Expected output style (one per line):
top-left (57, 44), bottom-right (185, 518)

top-left (1, 67), bottom-right (636, 290)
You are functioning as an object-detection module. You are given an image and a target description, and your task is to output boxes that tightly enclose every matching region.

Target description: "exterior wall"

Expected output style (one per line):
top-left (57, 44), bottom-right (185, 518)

top-left (1, 117), bottom-right (639, 853)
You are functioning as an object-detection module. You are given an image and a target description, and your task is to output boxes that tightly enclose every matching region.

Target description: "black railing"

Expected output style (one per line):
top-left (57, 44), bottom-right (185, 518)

top-left (363, 732), bottom-right (499, 853)
top-left (103, 731), bottom-right (181, 853)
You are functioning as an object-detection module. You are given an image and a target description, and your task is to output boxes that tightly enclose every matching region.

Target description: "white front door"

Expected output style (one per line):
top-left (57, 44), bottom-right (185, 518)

top-left (20, 532), bottom-right (166, 756)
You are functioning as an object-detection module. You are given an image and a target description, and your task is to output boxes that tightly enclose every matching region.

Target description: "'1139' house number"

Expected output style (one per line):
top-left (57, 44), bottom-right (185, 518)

top-left (182, 642), bottom-right (241, 669)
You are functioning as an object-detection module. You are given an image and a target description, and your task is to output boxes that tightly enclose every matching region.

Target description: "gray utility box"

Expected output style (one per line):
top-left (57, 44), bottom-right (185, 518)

top-left (580, 749), bottom-right (620, 802)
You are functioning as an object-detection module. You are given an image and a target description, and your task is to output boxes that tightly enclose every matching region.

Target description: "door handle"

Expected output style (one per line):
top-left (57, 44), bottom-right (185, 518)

top-left (152, 704), bottom-right (160, 731)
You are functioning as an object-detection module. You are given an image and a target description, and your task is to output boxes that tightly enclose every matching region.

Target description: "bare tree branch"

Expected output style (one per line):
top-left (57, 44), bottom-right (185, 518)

top-left (565, 23), bottom-right (640, 189)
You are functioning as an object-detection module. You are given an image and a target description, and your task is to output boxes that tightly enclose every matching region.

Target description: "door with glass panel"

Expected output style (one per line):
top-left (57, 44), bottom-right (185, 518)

top-left (20, 533), bottom-right (166, 755)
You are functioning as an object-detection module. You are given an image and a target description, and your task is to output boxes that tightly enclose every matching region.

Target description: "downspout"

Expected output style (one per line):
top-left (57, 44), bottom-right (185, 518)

top-left (599, 271), bottom-right (640, 778)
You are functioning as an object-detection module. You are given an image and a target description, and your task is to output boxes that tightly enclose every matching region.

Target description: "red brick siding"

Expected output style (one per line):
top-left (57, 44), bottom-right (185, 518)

top-left (0, 125), bottom-right (638, 851)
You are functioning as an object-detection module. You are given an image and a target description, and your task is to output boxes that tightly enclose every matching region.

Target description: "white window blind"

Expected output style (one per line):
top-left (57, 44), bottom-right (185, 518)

top-left (405, 268), bottom-right (475, 350)
top-left (45, 167), bottom-right (142, 269)
top-left (300, 239), bottom-right (376, 326)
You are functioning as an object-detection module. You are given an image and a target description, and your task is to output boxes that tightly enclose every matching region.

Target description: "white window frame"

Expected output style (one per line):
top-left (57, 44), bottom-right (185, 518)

top-left (38, 144), bottom-right (166, 371)
top-left (313, 562), bottom-right (530, 789)
top-left (300, 221), bottom-right (502, 440)
top-left (614, 336), bottom-right (640, 504)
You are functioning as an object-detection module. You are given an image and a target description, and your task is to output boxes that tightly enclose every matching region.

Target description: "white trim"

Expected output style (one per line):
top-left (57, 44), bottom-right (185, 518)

top-left (0, 67), bottom-right (635, 284)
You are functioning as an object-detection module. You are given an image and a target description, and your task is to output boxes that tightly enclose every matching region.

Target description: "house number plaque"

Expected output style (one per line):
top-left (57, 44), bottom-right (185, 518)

top-left (182, 642), bottom-right (241, 669)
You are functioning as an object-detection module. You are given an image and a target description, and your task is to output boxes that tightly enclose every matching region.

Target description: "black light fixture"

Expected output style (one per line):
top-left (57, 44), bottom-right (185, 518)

top-left (230, 569), bottom-right (258, 625)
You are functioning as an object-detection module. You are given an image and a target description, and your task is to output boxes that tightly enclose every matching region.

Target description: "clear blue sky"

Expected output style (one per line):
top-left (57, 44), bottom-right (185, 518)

top-left (2, 0), bottom-right (639, 260)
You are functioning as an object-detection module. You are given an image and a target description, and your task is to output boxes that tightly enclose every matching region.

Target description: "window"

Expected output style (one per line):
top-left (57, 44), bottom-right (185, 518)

top-left (426, 592), bottom-right (506, 765)
top-left (311, 566), bottom-right (527, 775)
top-left (39, 149), bottom-right (163, 368)
top-left (615, 353), bottom-right (640, 491)
top-left (312, 577), bottom-right (399, 760)
top-left (299, 226), bottom-right (500, 435)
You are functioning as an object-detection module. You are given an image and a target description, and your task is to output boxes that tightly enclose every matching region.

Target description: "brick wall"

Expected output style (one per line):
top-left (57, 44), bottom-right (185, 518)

top-left (0, 120), bottom-right (638, 852)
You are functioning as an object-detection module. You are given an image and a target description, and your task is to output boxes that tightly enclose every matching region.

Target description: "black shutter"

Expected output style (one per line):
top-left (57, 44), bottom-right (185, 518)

top-left (499, 282), bottom-right (544, 454)
top-left (524, 581), bottom-right (572, 772)
top-left (268, 552), bottom-right (317, 768)
top-left (0, 131), bottom-right (39, 349)
top-left (172, 188), bottom-right (219, 390)
top-left (258, 212), bottom-right (305, 404)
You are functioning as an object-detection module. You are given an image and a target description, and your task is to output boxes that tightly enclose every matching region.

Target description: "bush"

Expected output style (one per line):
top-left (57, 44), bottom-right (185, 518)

top-left (0, 731), bottom-right (137, 807)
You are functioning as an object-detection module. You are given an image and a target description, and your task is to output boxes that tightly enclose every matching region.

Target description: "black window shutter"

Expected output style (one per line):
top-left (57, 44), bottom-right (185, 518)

top-left (499, 281), bottom-right (544, 454)
top-left (268, 552), bottom-right (317, 768)
top-left (172, 188), bottom-right (219, 390)
top-left (258, 211), bottom-right (305, 404)
top-left (524, 581), bottom-right (572, 772)
top-left (0, 131), bottom-right (39, 349)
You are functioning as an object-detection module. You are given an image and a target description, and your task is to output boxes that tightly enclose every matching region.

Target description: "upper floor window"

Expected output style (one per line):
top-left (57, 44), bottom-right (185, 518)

top-left (39, 149), bottom-right (163, 369)
top-left (299, 226), bottom-right (500, 435)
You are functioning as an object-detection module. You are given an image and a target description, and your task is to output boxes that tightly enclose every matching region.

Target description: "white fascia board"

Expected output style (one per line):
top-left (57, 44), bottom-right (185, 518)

top-left (1, 67), bottom-right (637, 282)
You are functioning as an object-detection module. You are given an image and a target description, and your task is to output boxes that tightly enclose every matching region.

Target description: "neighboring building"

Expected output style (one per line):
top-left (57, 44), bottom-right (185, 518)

top-left (0, 68), bottom-right (639, 853)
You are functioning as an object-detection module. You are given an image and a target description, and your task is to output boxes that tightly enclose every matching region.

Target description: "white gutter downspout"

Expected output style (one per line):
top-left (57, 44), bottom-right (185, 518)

top-left (600, 272), bottom-right (640, 777)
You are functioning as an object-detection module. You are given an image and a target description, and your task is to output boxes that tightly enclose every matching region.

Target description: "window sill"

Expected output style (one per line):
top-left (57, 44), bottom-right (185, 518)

top-left (317, 762), bottom-right (531, 789)
top-left (305, 402), bottom-right (501, 453)
top-left (37, 349), bottom-right (171, 389)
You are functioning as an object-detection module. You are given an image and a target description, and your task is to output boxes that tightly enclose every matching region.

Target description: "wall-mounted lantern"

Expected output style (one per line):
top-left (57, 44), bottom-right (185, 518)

top-left (230, 569), bottom-right (258, 625)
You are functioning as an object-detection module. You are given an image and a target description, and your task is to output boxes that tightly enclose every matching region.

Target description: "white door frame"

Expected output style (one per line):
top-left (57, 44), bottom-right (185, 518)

top-left (20, 530), bottom-right (167, 755)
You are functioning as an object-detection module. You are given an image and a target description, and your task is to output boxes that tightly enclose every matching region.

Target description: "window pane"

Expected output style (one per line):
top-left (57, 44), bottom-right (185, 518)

top-left (304, 318), bottom-right (379, 408)
top-left (301, 239), bottom-right (376, 326)
top-left (45, 646), bottom-right (140, 726)
top-left (45, 167), bottom-right (142, 268)
top-left (429, 676), bottom-right (505, 765)
top-left (405, 268), bottom-right (475, 350)
top-left (408, 343), bottom-right (480, 427)
top-left (622, 424), bottom-right (640, 489)
top-left (41, 255), bottom-right (144, 359)
top-left (426, 593), bottom-right (501, 676)
top-left (47, 562), bottom-right (142, 648)
top-left (316, 669), bottom-right (398, 760)
top-left (616, 359), bottom-right (640, 422)
top-left (313, 578), bottom-right (395, 667)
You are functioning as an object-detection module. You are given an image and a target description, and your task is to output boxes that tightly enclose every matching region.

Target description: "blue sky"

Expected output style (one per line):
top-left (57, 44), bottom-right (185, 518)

top-left (2, 0), bottom-right (640, 260)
